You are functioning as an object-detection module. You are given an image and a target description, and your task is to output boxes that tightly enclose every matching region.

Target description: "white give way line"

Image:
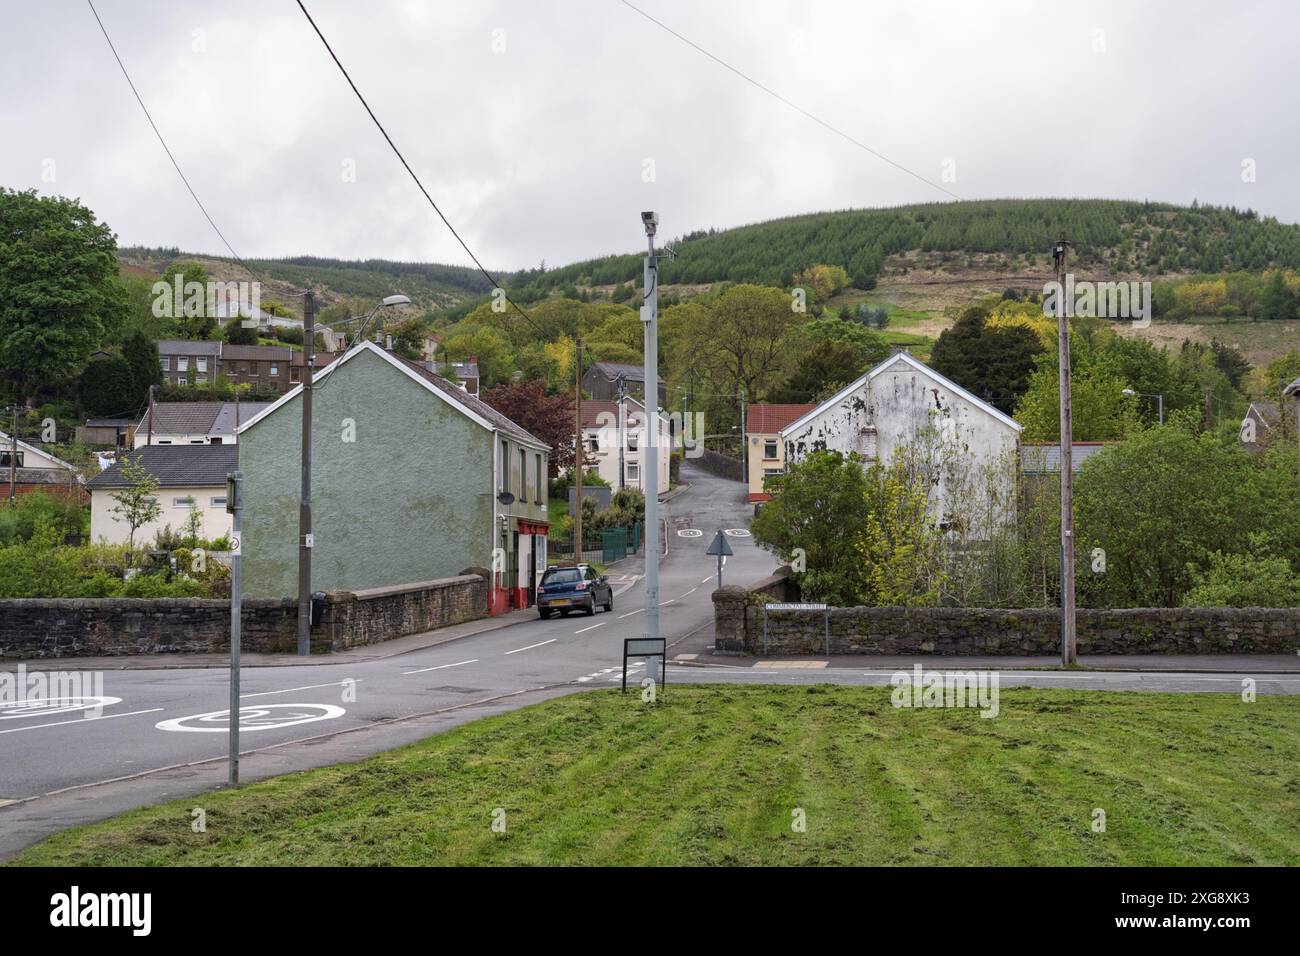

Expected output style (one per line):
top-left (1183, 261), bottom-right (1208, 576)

top-left (0, 707), bottom-right (163, 736)
top-left (241, 679), bottom-right (363, 698)
top-left (403, 660), bottom-right (477, 676)
top-left (504, 639), bottom-right (557, 655)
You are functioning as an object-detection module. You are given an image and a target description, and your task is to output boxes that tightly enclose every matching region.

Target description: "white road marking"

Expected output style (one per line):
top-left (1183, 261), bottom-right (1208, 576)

top-left (157, 704), bottom-right (344, 733)
top-left (682, 587), bottom-right (697, 597)
top-left (701, 576), bottom-right (712, 584)
top-left (618, 608), bottom-right (645, 619)
top-left (574, 622), bottom-right (606, 634)
top-left (242, 680), bottom-right (363, 698)
top-left (402, 660), bottom-right (478, 676)
top-left (0, 708), bottom-right (164, 736)
top-left (504, 639), bottom-right (557, 655)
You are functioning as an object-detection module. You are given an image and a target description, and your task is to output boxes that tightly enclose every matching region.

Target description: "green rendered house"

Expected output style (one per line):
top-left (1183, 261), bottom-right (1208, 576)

top-left (236, 340), bottom-right (550, 611)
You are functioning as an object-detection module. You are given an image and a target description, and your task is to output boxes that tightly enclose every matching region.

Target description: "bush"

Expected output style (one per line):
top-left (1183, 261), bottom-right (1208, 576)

top-left (0, 492), bottom-right (89, 546)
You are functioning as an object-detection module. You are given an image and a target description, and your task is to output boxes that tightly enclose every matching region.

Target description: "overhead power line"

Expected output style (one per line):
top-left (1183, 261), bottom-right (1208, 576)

top-left (619, 0), bottom-right (962, 202)
top-left (294, 0), bottom-right (551, 340)
top-left (85, 0), bottom-right (262, 283)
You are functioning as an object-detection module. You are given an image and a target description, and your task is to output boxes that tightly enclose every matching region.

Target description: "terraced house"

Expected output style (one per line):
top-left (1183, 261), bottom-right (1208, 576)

top-left (236, 340), bottom-right (549, 612)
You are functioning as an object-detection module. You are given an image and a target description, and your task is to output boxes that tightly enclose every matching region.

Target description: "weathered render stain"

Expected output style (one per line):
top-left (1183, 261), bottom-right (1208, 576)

top-left (783, 356), bottom-right (1020, 525)
top-left (238, 348), bottom-right (495, 598)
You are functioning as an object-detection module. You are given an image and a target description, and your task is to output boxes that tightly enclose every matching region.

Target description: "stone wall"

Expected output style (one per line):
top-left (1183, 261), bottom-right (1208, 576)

top-left (713, 587), bottom-right (1300, 656)
top-left (694, 449), bottom-right (743, 482)
top-left (0, 572), bottom-right (489, 660)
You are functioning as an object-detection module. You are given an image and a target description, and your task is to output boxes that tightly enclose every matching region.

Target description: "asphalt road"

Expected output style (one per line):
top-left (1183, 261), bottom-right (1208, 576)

top-left (2, 461), bottom-right (1298, 859)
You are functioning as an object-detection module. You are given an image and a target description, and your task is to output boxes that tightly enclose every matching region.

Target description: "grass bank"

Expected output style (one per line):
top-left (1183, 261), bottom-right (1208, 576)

top-left (10, 685), bottom-right (1299, 866)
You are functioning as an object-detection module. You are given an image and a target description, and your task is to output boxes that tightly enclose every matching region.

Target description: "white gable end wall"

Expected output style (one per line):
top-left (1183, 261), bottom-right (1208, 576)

top-left (780, 355), bottom-right (1020, 527)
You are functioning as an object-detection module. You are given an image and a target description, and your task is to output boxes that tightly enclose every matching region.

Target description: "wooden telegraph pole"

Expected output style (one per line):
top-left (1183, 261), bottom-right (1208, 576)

top-left (573, 336), bottom-right (583, 565)
top-left (1053, 234), bottom-right (1077, 665)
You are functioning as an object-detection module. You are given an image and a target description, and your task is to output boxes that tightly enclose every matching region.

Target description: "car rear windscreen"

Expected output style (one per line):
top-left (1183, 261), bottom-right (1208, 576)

top-left (543, 568), bottom-right (582, 584)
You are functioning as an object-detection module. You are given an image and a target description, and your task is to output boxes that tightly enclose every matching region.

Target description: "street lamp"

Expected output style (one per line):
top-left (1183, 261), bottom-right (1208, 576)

top-left (1121, 388), bottom-right (1164, 425)
top-left (296, 292), bottom-right (410, 655)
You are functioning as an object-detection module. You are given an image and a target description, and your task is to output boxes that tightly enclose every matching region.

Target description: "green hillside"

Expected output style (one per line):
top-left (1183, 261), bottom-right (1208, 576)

top-left (538, 199), bottom-right (1300, 291)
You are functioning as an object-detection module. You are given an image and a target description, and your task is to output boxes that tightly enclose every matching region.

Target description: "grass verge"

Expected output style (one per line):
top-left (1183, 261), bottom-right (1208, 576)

top-left (9, 685), bottom-right (1299, 866)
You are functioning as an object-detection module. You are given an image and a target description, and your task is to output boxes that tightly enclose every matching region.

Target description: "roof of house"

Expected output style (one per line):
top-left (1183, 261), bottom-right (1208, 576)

top-left (586, 361), bottom-right (663, 385)
top-left (1247, 402), bottom-right (1280, 428)
top-left (780, 352), bottom-right (1023, 437)
top-left (137, 401), bottom-right (272, 437)
top-left (86, 444), bottom-right (238, 489)
top-left (83, 418), bottom-right (134, 428)
top-left (0, 431), bottom-right (76, 473)
top-left (236, 341), bottom-right (549, 451)
top-left (220, 344), bottom-right (291, 362)
top-left (157, 339), bottom-right (222, 357)
top-left (1020, 442), bottom-right (1113, 474)
top-left (580, 395), bottom-right (669, 430)
top-left (747, 404), bottom-right (818, 434)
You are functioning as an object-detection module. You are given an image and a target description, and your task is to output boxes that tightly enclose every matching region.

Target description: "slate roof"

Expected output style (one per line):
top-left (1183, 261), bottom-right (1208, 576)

top-left (397, 356), bottom-right (548, 449)
top-left (588, 361), bottom-right (663, 385)
top-left (1020, 442), bottom-right (1112, 474)
top-left (137, 402), bottom-right (271, 437)
top-left (220, 344), bottom-right (291, 363)
top-left (157, 339), bottom-right (222, 357)
top-left (86, 445), bottom-right (239, 489)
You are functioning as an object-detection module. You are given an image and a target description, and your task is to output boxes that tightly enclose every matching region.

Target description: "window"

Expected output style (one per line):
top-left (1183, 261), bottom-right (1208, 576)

top-left (143, 496), bottom-right (158, 506)
top-left (520, 448), bottom-right (527, 501)
top-left (270, 364), bottom-right (280, 377)
top-left (210, 496), bottom-right (227, 508)
top-left (196, 357), bottom-right (207, 372)
top-left (0, 451), bottom-right (23, 468)
top-left (290, 367), bottom-right (302, 383)
top-left (535, 454), bottom-right (543, 503)
top-left (160, 357), bottom-right (170, 371)
top-left (627, 462), bottom-right (640, 482)
top-left (177, 357), bottom-right (189, 371)
top-left (499, 439), bottom-right (508, 492)
top-left (173, 496), bottom-right (195, 508)
top-left (189, 439), bottom-right (205, 445)
top-left (627, 434), bottom-right (639, 452)
top-left (196, 375), bottom-right (207, 384)
top-left (763, 439), bottom-right (778, 460)
top-left (248, 364), bottom-right (258, 376)
top-left (157, 439), bottom-right (173, 445)
top-left (176, 376), bottom-right (187, 385)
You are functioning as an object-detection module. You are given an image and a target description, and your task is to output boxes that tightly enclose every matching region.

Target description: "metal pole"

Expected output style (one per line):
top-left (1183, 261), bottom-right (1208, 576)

top-left (297, 291), bottom-right (315, 656)
top-left (7, 404), bottom-right (16, 507)
top-left (617, 374), bottom-right (626, 492)
top-left (228, 470), bottom-right (242, 784)
top-left (573, 336), bottom-right (583, 563)
top-left (643, 217), bottom-right (661, 682)
top-left (739, 386), bottom-right (747, 486)
top-left (1054, 235), bottom-right (1077, 665)
top-left (147, 384), bottom-right (154, 446)
top-left (1157, 393), bottom-right (1164, 426)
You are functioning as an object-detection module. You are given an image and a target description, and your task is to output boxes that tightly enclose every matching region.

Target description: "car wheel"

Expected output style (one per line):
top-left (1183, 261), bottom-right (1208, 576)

top-left (604, 593), bottom-right (613, 612)
top-left (539, 609), bottom-right (552, 619)
top-left (560, 609), bottom-right (571, 617)
top-left (585, 602), bottom-right (596, 616)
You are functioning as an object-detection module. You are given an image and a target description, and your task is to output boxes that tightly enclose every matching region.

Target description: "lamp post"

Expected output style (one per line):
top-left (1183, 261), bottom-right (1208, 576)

top-left (641, 210), bottom-right (661, 684)
top-left (1121, 388), bottom-right (1164, 425)
top-left (296, 292), bottom-right (410, 656)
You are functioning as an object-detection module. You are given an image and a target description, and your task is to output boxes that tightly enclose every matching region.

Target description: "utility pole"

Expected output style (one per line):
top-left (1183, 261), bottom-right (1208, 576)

top-left (226, 470), bottom-right (243, 784)
top-left (641, 211), bottom-right (662, 683)
top-left (147, 384), bottom-right (154, 446)
top-left (573, 336), bottom-right (583, 563)
top-left (739, 386), bottom-right (747, 486)
top-left (1053, 234), bottom-right (1077, 665)
top-left (297, 290), bottom-right (316, 656)
top-left (7, 404), bottom-right (16, 507)
top-left (616, 372), bottom-right (627, 492)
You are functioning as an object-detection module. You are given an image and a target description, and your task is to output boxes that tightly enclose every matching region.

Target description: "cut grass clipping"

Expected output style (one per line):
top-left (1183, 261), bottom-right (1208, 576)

top-left (11, 685), bottom-right (1299, 866)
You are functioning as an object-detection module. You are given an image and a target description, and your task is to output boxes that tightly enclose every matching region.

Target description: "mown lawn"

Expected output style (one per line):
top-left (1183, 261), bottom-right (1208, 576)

top-left (10, 685), bottom-right (1300, 866)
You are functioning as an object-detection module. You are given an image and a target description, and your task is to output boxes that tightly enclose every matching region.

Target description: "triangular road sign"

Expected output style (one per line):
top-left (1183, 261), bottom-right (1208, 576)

top-left (706, 530), bottom-right (733, 557)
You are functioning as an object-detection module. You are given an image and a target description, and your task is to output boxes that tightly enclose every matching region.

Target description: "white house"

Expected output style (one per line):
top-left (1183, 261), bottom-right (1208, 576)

top-left (86, 445), bottom-right (236, 547)
top-left (780, 351), bottom-right (1022, 527)
top-left (134, 401), bottom-right (271, 448)
top-left (580, 396), bottom-right (671, 494)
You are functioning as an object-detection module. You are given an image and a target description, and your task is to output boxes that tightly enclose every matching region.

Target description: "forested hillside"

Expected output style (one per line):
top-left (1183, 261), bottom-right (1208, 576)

top-left (534, 199), bottom-right (1300, 292)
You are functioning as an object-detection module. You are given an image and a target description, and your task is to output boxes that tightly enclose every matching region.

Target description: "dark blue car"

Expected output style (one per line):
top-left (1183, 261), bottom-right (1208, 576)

top-left (537, 564), bottom-right (613, 618)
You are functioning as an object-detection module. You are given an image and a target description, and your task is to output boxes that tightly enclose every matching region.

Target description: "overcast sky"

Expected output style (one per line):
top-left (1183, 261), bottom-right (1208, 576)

top-left (3, 0), bottom-right (1297, 272)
